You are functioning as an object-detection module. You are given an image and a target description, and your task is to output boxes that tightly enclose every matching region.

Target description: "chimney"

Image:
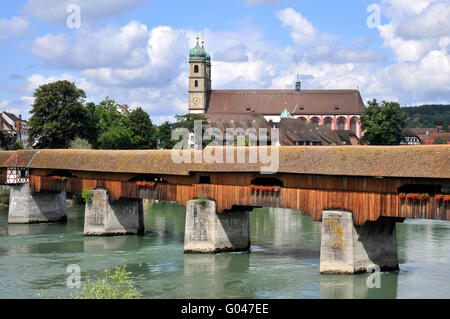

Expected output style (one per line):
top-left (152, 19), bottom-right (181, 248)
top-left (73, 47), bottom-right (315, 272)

top-left (295, 74), bottom-right (301, 95)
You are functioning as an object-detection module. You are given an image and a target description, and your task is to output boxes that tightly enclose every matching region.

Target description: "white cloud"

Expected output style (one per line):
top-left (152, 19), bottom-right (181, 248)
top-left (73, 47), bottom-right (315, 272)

top-left (380, 0), bottom-right (435, 18)
top-left (0, 100), bottom-right (9, 108)
top-left (17, 5), bottom-right (450, 124)
top-left (276, 8), bottom-right (322, 45)
top-left (0, 16), bottom-right (29, 40)
top-left (23, 0), bottom-right (146, 25)
top-left (396, 1), bottom-right (450, 39)
top-left (31, 21), bottom-right (149, 69)
top-left (378, 23), bottom-right (433, 62)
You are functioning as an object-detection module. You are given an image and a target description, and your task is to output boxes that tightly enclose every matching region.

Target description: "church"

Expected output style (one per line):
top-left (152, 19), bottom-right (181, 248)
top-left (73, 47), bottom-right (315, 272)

top-left (188, 37), bottom-right (365, 140)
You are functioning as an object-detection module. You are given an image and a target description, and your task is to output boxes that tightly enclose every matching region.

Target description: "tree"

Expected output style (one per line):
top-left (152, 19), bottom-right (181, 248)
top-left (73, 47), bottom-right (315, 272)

top-left (173, 113), bottom-right (213, 148)
top-left (91, 98), bottom-right (134, 150)
top-left (360, 99), bottom-right (408, 145)
top-left (97, 125), bottom-right (134, 150)
top-left (157, 121), bottom-right (175, 149)
top-left (28, 80), bottom-right (88, 149)
top-left (129, 107), bottom-right (157, 149)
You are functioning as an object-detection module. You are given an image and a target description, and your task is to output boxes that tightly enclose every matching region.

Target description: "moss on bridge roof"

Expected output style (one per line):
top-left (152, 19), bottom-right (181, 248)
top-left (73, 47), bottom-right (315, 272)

top-left (0, 151), bottom-right (16, 167)
top-left (0, 145), bottom-right (449, 179)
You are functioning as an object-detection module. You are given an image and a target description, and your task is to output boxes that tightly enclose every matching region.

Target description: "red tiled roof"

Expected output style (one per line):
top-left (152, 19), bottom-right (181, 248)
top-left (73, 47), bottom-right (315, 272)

top-left (207, 90), bottom-right (366, 115)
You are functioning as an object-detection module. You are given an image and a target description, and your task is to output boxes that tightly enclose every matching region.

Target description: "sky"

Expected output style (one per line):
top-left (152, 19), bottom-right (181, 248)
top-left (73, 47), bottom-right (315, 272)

top-left (0, 0), bottom-right (449, 124)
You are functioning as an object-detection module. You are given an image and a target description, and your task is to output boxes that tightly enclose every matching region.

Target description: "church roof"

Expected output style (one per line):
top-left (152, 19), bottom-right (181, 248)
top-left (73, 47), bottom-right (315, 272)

top-left (207, 89), bottom-right (366, 115)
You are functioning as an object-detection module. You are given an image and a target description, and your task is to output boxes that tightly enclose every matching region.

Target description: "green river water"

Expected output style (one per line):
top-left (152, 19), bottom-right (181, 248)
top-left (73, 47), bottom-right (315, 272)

top-left (0, 203), bottom-right (449, 299)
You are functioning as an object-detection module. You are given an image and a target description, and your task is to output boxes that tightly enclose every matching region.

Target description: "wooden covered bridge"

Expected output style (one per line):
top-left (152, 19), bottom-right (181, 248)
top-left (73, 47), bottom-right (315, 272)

top-left (0, 146), bottom-right (449, 274)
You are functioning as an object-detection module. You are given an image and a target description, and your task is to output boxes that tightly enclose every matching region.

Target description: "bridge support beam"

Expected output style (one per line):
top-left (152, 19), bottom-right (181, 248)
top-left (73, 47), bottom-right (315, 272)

top-left (84, 189), bottom-right (144, 236)
top-left (8, 184), bottom-right (67, 224)
top-left (320, 211), bottom-right (399, 274)
top-left (184, 199), bottom-right (250, 253)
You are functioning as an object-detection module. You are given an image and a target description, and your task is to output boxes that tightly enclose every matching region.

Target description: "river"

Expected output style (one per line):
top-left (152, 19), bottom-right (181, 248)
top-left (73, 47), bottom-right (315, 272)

top-left (0, 203), bottom-right (449, 299)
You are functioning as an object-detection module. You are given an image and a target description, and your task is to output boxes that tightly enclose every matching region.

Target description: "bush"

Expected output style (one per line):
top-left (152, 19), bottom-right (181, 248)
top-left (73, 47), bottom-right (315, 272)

top-left (81, 188), bottom-right (93, 203)
top-left (69, 137), bottom-right (92, 149)
top-left (11, 140), bottom-right (24, 150)
top-left (72, 265), bottom-right (142, 299)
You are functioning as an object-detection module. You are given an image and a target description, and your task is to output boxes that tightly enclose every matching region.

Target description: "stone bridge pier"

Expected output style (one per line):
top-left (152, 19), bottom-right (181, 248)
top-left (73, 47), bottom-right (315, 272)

top-left (184, 199), bottom-right (250, 253)
top-left (84, 188), bottom-right (144, 236)
top-left (320, 211), bottom-right (402, 274)
top-left (8, 184), bottom-right (67, 224)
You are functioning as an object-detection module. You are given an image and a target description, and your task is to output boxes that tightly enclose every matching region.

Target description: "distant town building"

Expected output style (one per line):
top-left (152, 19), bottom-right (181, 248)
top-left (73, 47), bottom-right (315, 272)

top-left (117, 104), bottom-right (131, 116)
top-left (401, 128), bottom-right (422, 145)
top-left (0, 112), bottom-right (29, 148)
top-left (187, 36), bottom-right (365, 139)
top-left (407, 127), bottom-right (450, 145)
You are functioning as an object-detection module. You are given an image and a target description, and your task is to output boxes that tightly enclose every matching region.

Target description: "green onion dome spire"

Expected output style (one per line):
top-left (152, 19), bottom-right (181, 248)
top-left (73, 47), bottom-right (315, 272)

top-left (189, 35), bottom-right (210, 61)
top-left (281, 107), bottom-right (292, 119)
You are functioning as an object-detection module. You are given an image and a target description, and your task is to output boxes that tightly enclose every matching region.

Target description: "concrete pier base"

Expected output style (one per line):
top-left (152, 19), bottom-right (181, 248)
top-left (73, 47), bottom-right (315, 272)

top-left (320, 211), bottom-right (399, 274)
top-left (184, 199), bottom-right (250, 253)
top-left (8, 184), bottom-right (67, 224)
top-left (84, 189), bottom-right (144, 236)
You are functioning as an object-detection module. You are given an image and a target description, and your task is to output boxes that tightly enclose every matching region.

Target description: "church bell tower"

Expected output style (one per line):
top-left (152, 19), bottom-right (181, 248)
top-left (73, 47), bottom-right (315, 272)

top-left (188, 35), bottom-right (211, 114)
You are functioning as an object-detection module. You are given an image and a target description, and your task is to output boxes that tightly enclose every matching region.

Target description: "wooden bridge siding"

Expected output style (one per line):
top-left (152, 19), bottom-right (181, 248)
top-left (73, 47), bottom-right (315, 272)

top-left (28, 169), bottom-right (448, 193)
top-left (28, 175), bottom-right (450, 225)
top-left (396, 198), bottom-right (449, 221)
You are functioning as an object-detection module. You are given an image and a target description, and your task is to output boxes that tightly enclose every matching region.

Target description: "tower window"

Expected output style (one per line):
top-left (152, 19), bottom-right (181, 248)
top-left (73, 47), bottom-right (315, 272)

top-left (195, 80), bottom-right (198, 87)
top-left (194, 65), bottom-right (199, 73)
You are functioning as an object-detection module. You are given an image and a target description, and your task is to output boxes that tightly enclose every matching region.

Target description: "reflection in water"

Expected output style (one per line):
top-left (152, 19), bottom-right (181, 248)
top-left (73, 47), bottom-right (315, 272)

top-left (83, 236), bottom-right (141, 252)
top-left (0, 203), bottom-right (449, 299)
top-left (320, 273), bottom-right (398, 299)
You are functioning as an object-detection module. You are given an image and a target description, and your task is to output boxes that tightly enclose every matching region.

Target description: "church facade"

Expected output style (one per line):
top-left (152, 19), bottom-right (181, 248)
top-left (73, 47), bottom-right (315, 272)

top-left (188, 38), bottom-right (365, 138)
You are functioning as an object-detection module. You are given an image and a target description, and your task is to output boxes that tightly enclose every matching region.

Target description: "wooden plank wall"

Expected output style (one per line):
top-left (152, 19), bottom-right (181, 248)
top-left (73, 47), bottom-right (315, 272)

top-left (27, 171), bottom-right (450, 225)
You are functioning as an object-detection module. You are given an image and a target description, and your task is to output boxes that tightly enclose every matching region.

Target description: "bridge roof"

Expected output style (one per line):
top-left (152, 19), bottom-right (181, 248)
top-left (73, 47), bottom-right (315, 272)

top-left (0, 146), bottom-right (449, 179)
top-left (0, 151), bottom-right (16, 167)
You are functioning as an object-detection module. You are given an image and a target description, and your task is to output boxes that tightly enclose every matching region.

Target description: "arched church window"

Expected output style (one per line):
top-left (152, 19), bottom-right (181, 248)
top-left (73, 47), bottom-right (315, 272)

top-left (194, 65), bottom-right (199, 73)
top-left (324, 117), bottom-right (333, 128)
top-left (195, 80), bottom-right (198, 87)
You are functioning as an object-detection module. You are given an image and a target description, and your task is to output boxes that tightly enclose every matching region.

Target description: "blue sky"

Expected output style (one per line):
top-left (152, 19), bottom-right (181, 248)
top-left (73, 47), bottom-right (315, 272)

top-left (0, 0), bottom-right (449, 124)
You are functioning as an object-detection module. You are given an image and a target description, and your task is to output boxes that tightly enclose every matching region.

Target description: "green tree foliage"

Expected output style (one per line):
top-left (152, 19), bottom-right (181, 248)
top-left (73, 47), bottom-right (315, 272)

top-left (97, 125), bottom-right (134, 150)
top-left (85, 98), bottom-right (158, 150)
top-left (129, 107), bottom-right (157, 149)
top-left (157, 121), bottom-right (175, 149)
top-left (69, 137), bottom-right (92, 149)
top-left (403, 104), bottom-right (450, 129)
top-left (360, 99), bottom-right (408, 145)
top-left (173, 113), bottom-right (213, 148)
top-left (11, 140), bottom-right (24, 150)
top-left (29, 80), bottom-right (88, 149)
top-left (93, 98), bottom-right (133, 149)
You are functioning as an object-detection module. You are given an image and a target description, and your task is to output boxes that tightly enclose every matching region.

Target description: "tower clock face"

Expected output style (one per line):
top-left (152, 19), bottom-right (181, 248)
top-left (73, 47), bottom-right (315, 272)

top-left (192, 97), bottom-right (200, 105)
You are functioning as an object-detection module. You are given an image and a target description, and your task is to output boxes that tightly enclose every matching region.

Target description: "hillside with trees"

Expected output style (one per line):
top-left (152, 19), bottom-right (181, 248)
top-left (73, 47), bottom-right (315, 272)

top-left (402, 104), bottom-right (450, 130)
